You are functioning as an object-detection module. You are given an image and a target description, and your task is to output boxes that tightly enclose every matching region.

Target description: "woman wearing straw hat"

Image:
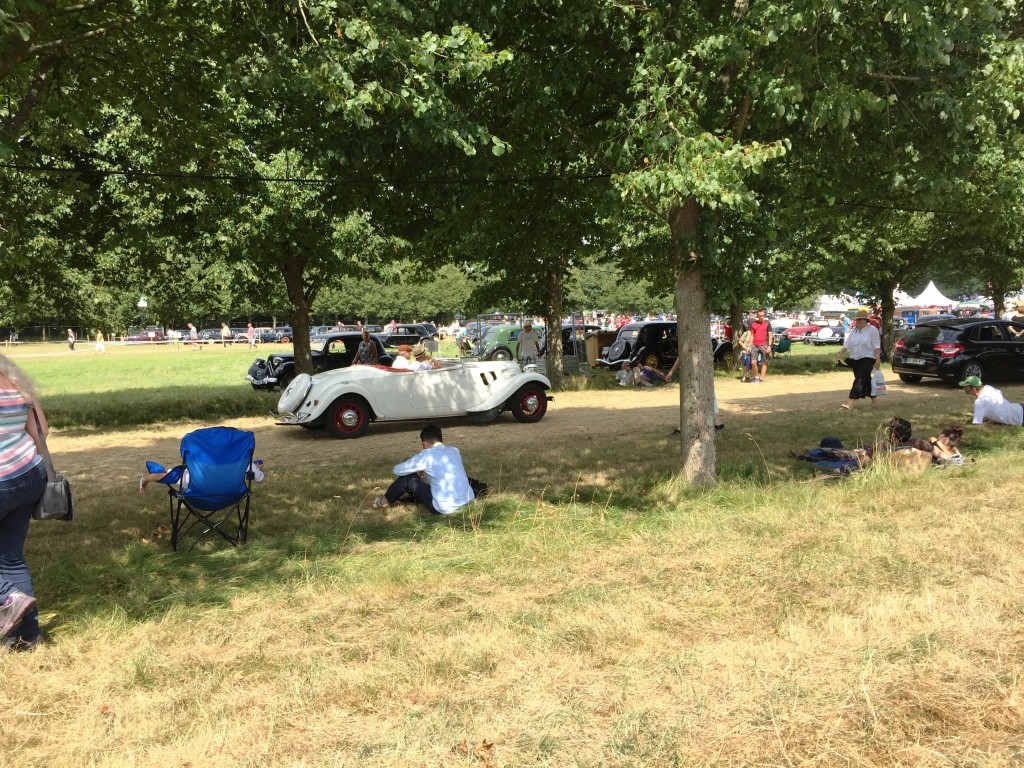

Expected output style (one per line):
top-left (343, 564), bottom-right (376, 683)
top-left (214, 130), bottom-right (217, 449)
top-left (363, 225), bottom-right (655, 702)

top-left (836, 309), bottom-right (881, 410)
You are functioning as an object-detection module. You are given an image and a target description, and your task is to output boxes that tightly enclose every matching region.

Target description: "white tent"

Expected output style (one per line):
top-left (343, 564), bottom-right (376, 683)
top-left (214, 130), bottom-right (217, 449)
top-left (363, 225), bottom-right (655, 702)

top-left (893, 287), bottom-right (915, 307)
top-left (910, 281), bottom-right (955, 308)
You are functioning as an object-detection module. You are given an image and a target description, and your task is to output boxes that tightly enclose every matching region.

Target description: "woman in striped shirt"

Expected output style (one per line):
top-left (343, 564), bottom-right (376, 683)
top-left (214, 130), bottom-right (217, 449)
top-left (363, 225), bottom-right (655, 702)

top-left (0, 355), bottom-right (48, 650)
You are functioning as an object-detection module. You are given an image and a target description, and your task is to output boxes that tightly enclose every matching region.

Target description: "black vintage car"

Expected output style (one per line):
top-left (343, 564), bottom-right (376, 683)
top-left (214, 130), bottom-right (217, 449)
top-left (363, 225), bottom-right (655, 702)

top-left (246, 332), bottom-right (392, 391)
top-left (598, 321), bottom-right (733, 369)
top-left (891, 317), bottom-right (1024, 385)
top-left (377, 323), bottom-right (436, 348)
top-left (598, 321), bottom-right (678, 369)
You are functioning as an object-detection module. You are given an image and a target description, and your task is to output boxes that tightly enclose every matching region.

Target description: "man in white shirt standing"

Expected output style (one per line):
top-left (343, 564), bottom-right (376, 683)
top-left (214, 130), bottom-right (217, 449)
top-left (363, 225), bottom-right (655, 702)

top-left (518, 322), bottom-right (541, 365)
top-left (959, 375), bottom-right (1024, 426)
top-left (372, 424), bottom-right (475, 513)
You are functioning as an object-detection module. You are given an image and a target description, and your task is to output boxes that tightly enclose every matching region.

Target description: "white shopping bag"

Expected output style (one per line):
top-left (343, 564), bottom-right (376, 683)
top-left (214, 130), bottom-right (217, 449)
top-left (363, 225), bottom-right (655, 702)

top-left (871, 369), bottom-right (888, 396)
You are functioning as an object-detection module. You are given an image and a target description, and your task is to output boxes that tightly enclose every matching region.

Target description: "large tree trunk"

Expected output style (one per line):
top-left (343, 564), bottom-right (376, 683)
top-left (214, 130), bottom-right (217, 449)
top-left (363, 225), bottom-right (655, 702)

top-left (281, 256), bottom-right (313, 374)
top-left (544, 264), bottom-right (565, 390)
top-left (671, 199), bottom-right (716, 487)
top-left (991, 279), bottom-right (1008, 319)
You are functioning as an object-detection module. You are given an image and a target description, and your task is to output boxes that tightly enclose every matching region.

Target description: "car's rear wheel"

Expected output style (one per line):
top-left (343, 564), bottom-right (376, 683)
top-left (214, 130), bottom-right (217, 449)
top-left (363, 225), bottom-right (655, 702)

top-left (961, 361), bottom-right (984, 382)
top-left (490, 347), bottom-right (513, 361)
top-left (510, 385), bottom-right (547, 423)
top-left (898, 373), bottom-right (924, 384)
top-left (325, 397), bottom-right (371, 439)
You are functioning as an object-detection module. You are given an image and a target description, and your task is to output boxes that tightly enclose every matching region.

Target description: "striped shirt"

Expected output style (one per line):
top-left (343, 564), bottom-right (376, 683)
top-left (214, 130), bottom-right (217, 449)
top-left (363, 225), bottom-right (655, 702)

top-left (0, 388), bottom-right (42, 480)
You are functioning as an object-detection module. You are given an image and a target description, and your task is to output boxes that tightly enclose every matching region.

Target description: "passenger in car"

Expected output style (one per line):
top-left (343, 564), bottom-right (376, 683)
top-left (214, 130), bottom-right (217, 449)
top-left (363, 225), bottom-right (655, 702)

top-left (391, 345), bottom-right (414, 370)
top-left (410, 343), bottom-right (442, 370)
top-left (959, 375), bottom-right (1024, 426)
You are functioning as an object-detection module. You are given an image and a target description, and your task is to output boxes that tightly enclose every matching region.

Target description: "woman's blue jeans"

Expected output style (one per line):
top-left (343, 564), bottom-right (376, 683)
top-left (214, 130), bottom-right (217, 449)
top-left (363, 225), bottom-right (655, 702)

top-left (0, 462), bottom-right (46, 642)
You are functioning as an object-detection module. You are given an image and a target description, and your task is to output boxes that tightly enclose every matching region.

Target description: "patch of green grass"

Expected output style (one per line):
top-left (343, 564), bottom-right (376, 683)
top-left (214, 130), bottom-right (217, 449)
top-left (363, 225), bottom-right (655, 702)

top-left (14, 344), bottom-right (274, 429)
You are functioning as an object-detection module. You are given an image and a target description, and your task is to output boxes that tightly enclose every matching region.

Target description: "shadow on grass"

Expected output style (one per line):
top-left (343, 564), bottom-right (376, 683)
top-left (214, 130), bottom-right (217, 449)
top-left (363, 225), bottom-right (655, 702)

top-left (29, 371), bottom-right (1023, 634)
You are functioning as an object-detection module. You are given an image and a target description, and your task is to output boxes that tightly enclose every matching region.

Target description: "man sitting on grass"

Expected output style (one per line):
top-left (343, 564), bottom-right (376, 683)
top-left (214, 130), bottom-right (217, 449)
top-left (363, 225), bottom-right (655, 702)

top-left (372, 424), bottom-right (475, 514)
top-left (959, 375), bottom-right (1023, 426)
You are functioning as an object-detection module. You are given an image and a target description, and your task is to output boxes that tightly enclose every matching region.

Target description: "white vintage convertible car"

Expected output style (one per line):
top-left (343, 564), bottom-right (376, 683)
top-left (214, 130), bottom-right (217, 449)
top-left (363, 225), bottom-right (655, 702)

top-left (275, 359), bottom-right (552, 439)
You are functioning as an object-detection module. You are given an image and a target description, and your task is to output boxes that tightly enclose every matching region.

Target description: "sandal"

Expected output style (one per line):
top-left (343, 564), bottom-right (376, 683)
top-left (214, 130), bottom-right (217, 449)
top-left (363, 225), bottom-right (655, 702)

top-left (840, 404), bottom-right (852, 411)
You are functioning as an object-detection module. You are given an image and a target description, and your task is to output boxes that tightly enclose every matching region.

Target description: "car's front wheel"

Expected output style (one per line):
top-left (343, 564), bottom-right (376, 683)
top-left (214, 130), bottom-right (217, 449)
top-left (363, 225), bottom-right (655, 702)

top-left (325, 397), bottom-right (371, 439)
top-left (643, 352), bottom-right (660, 368)
top-left (279, 335), bottom-right (291, 344)
top-left (898, 373), bottom-right (924, 384)
top-left (490, 347), bottom-right (513, 361)
top-left (510, 385), bottom-right (548, 423)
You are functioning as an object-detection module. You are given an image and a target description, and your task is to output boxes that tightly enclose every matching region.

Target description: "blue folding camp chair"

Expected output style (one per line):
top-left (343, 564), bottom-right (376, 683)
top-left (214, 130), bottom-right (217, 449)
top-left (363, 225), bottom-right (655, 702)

top-left (156, 426), bottom-right (256, 551)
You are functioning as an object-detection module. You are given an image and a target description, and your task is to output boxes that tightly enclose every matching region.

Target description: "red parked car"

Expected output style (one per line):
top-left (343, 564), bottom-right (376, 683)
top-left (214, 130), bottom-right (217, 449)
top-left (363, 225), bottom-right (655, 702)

top-left (782, 321), bottom-right (829, 341)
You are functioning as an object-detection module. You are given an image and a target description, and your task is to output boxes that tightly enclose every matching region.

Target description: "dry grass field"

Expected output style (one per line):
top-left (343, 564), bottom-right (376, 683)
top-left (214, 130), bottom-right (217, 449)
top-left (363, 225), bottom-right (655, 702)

top-left (3, 349), bottom-right (1024, 767)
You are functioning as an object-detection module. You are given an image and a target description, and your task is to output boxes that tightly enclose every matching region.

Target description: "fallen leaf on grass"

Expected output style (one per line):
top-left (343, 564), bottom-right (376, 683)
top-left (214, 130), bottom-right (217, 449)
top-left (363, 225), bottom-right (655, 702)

top-left (456, 737), bottom-right (496, 767)
top-left (143, 524), bottom-right (171, 544)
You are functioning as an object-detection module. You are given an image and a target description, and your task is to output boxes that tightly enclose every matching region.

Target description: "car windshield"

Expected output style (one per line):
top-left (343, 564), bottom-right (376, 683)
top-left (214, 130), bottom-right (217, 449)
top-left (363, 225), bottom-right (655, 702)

top-left (902, 325), bottom-right (962, 344)
top-left (617, 328), bottom-right (641, 341)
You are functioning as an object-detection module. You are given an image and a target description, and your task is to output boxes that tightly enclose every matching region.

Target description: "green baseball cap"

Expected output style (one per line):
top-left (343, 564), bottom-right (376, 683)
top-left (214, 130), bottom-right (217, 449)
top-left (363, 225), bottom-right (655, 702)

top-left (958, 375), bottom-right (983, 388)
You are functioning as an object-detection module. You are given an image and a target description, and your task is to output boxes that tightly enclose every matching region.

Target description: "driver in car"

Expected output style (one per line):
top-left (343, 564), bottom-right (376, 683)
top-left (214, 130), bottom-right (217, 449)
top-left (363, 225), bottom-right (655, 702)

top-left (391, 344), bottom-right (414, 370)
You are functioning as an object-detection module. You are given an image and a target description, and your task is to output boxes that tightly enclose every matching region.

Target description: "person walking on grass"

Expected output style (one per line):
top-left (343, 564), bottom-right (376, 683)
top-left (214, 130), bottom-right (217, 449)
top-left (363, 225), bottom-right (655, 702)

top-left (372, 424), bottom-right (475, 514)
top-left (220, 322), bottom-right (232, 348)
top-left (749, 309), bottom-right (773, 382)
top-left (66, 328), bottom-right (76, 352)
top-left (836, 309), bottom-right (881, 410)
top-left (959, 375), bottom-right (1024, 426)
top-left (0, 355), bottom-right (49, 651)
top-left (94, 329), bottom-right (106, 354)
top-left (736, 322), bottom-right (754, 381)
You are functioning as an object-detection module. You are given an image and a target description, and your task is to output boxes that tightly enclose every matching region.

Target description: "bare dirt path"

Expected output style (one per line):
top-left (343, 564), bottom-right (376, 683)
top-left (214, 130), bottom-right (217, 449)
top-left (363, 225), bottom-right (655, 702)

top-left (49, 369), bottom-right (998, 486)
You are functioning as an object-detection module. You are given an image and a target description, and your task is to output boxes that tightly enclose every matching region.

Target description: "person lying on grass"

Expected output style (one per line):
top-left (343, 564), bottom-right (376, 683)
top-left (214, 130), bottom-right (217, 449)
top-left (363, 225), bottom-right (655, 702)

top-left (959, 375), bottom-right (1023, 426)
